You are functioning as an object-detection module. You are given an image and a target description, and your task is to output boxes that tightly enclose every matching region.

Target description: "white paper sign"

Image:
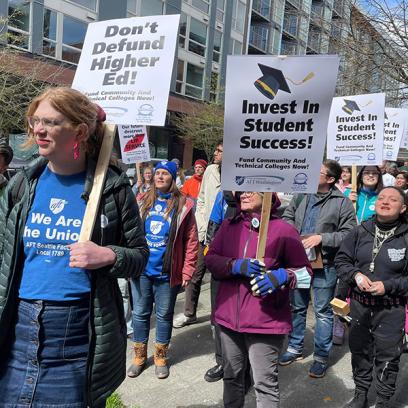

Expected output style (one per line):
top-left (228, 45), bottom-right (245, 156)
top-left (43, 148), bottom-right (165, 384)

top-left (400, 117), bottom-right (408, 149)
top-left (72, 15), bottom-right (180, 125)
top-left (118, 125), bottom-right (151, 164)
top-left (222, 55), bottom-right (339, 194)
top-left (327, 93), bottom-right (385, 165)
top-left (383, 108), bottom-right (408, 161)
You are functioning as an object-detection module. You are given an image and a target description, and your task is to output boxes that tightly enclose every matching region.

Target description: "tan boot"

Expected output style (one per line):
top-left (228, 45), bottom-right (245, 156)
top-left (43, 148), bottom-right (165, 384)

top-left (127, 342), bottom-right (147, 378)
top-left (154, 343), bottom-right (169, 379)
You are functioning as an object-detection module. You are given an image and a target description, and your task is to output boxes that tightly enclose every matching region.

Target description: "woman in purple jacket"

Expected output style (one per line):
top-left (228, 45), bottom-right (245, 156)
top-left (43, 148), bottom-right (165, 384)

top-left (205, 191), bottom-right (312, 408)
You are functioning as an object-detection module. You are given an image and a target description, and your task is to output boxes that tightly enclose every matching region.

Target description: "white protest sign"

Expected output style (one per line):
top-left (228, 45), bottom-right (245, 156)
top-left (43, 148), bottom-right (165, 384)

top-left (72, 14), bottom-right (180, 125)
top-left (383, 108), bottom-right (408, 161)
top-left (222, 55), bottom-right (339, 194)
top-left (327, 93), bottom-right (385, 165)
top-left (118, 125), bottom-right (151, 164)
top-left (400, 117), bottom-right (408, 149)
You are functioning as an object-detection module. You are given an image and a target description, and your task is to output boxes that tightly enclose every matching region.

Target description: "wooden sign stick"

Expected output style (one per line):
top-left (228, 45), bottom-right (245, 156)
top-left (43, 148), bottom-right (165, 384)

top-left (256, 192), bottom-right (272, 263)
top-left (351, 165), bottom-right (357, 210)
top-left (79, 123), bottom-right (116, 242)
top-left (135, 162), bottom-right (141, 184)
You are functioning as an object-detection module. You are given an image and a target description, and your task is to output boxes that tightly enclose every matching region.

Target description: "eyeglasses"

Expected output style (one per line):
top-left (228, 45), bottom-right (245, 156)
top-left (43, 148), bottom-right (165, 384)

top-left (214, 148), bottom-right (223, 153)
top-left (27, 116), bottom-right (65, 130)
top-left (362, 171), bottom-right (380, 176)
top-left (240, 191), bottom-right (264, 198)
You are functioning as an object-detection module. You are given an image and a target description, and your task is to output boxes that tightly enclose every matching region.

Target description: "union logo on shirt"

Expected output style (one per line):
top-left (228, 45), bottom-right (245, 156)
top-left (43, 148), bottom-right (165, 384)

top-left (150, 221), bottom-right (164, 235)
top-left (49, 198), bottom-right (68, 215)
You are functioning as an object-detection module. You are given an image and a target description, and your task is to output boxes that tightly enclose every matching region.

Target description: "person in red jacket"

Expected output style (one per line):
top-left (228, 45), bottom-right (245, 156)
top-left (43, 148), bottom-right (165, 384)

top-left (127, 161), bottom-right (199, 380)
top-left (181, 159), bottom-right (207, 201)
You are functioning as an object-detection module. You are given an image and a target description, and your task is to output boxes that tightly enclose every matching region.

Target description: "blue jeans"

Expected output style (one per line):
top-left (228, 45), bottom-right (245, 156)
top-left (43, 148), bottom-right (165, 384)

top-left (287, 266), bottom-right (337, 363)
top-left (0, 299), bottom-right (90, 407)
top-left (131, 274), bottom-right (180, 344)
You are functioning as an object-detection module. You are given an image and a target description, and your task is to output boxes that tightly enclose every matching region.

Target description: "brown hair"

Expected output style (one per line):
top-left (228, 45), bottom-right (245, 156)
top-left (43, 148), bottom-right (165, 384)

top-left (140, 179), bottom-right (182, 220)
top-left (23, 87), bottom-right (104, 160)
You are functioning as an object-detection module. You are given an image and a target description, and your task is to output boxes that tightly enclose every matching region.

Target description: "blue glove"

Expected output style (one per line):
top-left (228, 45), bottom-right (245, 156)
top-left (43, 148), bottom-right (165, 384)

top-left (250, 268), bottom-right (288, 296)
top-left (231, 258), bottom-right (265, 278)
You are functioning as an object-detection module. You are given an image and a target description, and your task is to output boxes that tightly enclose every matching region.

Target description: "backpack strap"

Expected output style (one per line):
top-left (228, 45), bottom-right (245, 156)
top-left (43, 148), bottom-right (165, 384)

top-left (11, 171), bottom-right (25, 205)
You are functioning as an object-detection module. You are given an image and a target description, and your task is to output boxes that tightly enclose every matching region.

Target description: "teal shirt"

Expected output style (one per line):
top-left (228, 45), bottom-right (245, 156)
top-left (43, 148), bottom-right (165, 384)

top-left (344, 188), bottom-right (378, 224)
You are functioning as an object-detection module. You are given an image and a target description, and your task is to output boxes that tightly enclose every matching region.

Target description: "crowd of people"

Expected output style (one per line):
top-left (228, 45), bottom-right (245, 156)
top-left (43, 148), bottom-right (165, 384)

top-left (0, 87), bottom-right (408, 408)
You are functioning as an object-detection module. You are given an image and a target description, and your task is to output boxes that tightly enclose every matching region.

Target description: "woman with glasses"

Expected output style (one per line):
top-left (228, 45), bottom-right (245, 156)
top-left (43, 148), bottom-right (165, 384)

top-left (336, 186), bottom-right (408, 408)
top-left (345, 166), bottom-right (384, 224)
top-left (337, 166), bottom-right (352, 195)
top-left (205, 191), bottom-right (311, 408)
top-left (0, 87), bottom-right (149, 407)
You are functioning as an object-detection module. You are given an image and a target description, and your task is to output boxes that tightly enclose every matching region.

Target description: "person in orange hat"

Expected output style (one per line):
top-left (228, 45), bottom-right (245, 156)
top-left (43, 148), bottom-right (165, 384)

top-left (181, 159), bottom-right (207, 202)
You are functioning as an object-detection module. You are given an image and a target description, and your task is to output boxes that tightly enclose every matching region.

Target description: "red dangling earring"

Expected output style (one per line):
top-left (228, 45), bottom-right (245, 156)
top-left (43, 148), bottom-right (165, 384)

top-left (73, 142), bottom-right (80, 160)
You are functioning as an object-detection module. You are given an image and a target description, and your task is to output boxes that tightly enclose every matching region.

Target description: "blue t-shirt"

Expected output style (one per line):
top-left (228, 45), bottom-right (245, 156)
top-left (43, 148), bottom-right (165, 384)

top-left (19, 167), bottom-right (89, 301)
top-left (144, 195), bottom-right (174, 280)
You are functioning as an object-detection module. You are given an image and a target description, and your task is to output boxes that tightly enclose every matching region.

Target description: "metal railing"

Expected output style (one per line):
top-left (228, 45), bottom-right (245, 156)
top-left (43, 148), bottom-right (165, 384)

top-left (249, 26), bottom-right (269, 51)
top-left (252, 0), bottom-right (271, 18)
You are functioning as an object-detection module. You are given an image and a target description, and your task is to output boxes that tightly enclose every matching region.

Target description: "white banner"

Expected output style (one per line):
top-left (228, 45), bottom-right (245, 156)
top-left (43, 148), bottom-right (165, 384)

top-left (222, 55), bottom-right (339, 194)
top-left (400, 116), bottom-right (408, 149)
top-left (326, 93), bottom-right (385, 165)
top-left (383, 108), bottom-right (408, 161)
top-left (72, 15), bottom-right (180, 125)
top-left (118, 125), bottom-right (151, 164)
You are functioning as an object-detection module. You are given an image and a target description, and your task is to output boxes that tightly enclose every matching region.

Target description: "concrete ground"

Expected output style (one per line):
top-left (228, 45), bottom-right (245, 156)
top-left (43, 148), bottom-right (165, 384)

top-left (117, 279), bottom-right (408, 408)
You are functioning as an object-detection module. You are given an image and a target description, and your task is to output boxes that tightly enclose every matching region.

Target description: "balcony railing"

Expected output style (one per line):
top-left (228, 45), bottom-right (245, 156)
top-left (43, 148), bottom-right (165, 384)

top-left (252, 0), bottom-right (271, 19)
top-left (283, 17), bottom-right (298, 37)
top-left (249, 26), bottom-right (269, 52)
top-left (281, 42), bottom-right (297, 55)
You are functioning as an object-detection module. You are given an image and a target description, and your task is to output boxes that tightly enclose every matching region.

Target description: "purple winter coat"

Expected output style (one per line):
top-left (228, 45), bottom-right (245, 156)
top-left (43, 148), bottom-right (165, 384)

top-left (205, 212), bottom-right (312, 335)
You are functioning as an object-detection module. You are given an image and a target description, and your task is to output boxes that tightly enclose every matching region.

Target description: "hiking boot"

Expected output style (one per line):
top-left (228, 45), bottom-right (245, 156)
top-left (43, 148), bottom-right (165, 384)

top-left (173, 313), bottom-right (198, 329)
top-left (279, 351), bottom-right (304, 366)
top-left (204, 364), bottom-right (224, 382)
top-left (127, 342), bottom-right (147, 378)
top-left (344, 390), bottom-right (368, 408)
top-left (309, 360), bottom-right (327, 378)
top-left (154, 343), bottom-right (169, 379)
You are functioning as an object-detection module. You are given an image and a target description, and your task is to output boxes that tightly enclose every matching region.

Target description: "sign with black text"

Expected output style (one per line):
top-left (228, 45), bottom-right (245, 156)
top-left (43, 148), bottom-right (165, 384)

top-left (118, 125), bottom-right (151, 164)
top-left (327, 93), bottom-right (385, 165)
top-left (222, 55), bottom-right (339, 193)
top-left (72, 15), bottom-right (179, 125)
top-left (383, 108), bottom-right (407, 161)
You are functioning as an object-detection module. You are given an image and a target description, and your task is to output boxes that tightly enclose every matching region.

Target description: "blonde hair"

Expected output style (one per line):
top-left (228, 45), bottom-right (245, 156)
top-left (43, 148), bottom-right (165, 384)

top-left (23, 87), bottom-right (104, 160)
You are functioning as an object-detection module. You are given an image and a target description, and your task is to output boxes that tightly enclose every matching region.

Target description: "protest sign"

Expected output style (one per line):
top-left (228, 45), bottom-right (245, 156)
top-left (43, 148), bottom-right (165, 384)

top-left (118, 125), bottom-right (151, 164)
top-left (72, 14), bottom-right (180, 125)
top-left (383, 108), bottom-right (407, 161)
top-left (400, 116), bottom-right (408, 149)
top-left (326, 93), bottom-right (385, 165)
top-left (222, 55), bottom-right (339, 193)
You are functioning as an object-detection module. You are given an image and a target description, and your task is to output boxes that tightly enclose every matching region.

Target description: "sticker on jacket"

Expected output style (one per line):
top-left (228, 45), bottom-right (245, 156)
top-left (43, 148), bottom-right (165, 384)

top-left (388, 248), bottom-right (406, 262)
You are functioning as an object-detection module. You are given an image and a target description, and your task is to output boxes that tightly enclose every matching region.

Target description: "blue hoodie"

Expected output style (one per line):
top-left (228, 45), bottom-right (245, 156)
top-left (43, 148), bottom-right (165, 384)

top-left (344, 188), bottom-right (378, 224)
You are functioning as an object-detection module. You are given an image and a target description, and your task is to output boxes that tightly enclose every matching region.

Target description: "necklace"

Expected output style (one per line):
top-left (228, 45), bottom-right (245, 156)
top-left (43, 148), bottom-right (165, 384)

top-left (369, 225), bottom-right (396, 272)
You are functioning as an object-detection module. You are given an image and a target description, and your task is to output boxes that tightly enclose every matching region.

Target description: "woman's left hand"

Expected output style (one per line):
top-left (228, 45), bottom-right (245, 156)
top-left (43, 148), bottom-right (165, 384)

top-left (369, 281), bottom-right (385, 296)
top-left (69, 241), bottom-right (117, 269)
top-left (182, 279), bottom-right (190, 288)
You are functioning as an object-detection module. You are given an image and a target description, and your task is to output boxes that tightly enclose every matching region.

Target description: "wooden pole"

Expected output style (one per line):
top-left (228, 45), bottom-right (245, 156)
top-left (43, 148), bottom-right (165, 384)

top-left (78, 123), bottom-right (116, 242)
top-left (135, 162), bottom-right (141, 183)
top-left (351, 165), bottom-right (357, 210)
top-left (256, 192), bottom-right (272, 262)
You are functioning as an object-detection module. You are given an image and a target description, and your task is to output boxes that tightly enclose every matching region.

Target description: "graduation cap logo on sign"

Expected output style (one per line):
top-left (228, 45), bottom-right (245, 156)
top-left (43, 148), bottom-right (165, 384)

top-left (254, 64), bottom-right (315, 100)
top-left (342, 100), bottom-right (361, 115)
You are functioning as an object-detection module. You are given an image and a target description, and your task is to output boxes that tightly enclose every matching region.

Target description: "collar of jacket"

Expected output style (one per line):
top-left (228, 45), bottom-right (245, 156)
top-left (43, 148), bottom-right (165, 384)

top-left (361, 217), bottom-right (408, 237)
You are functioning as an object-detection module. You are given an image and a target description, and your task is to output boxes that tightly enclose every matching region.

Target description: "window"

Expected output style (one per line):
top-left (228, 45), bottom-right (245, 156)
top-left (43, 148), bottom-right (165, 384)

top-left (43, 9), bottom-right (57, 58)
top-left (189, 17), bottom-right (207, 57)
top-left (127, 0), bottom-right (137, 15)
top-left (232, 0), bottom-right (246, 34)
top-left (176, 59), bottom-right (184, 94)
top-left (233, 39), bottom-right (243, 54)
top-left (216, 0), bottom-right (225, 22)
top-left (186, 63), bottom-right (204, 99)
top-left (66, 0), bottom-right (97, 11)
top-left (192, 0), bottom-right (210, 13)
top-left (8, 0), bottom-right (30, 50)
top-left (141, 0), bottom-right (163, 16)
top-left (179, 13), bottom-right (187, 48)
top-left (213, 30), bottom-right (222, 63)
top-left (62, 15), bottom-right (87, 63)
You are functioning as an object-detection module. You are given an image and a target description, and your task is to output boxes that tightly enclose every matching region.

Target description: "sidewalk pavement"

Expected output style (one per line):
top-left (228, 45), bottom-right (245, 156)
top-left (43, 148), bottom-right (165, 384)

top-left (117, 280), bottom-right (408, 408)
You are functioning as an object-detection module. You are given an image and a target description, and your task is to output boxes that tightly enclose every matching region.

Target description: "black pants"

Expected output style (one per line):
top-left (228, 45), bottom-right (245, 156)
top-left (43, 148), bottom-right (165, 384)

top-left (184, 243), bottom-right (206, 317)
top-left (349, 298), bottom-right (405, 400)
